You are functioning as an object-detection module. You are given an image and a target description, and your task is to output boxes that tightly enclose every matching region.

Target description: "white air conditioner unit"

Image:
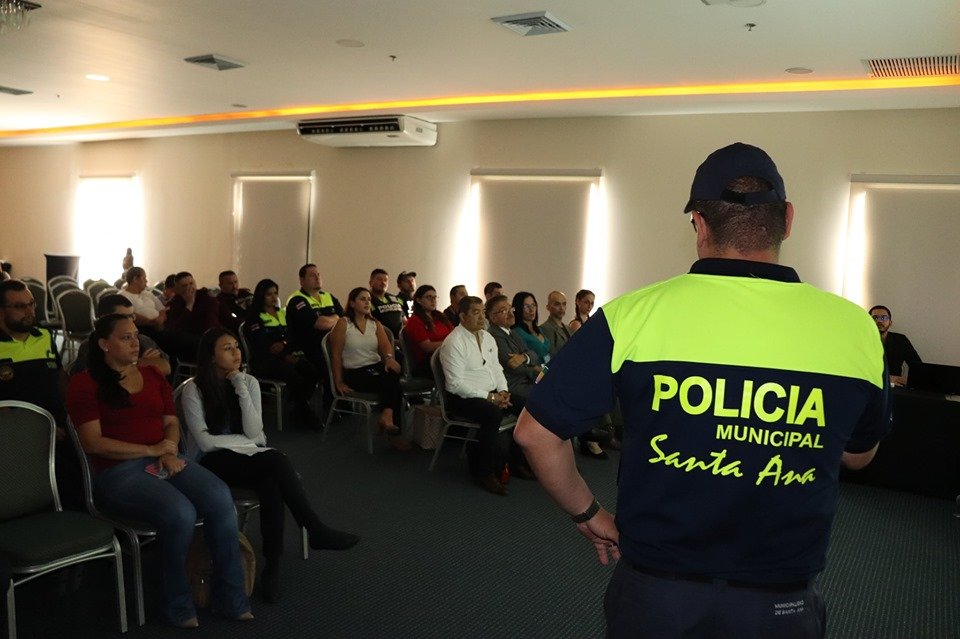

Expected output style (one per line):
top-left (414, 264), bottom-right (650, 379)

top-left (297, 115), bottom-right (437, 147)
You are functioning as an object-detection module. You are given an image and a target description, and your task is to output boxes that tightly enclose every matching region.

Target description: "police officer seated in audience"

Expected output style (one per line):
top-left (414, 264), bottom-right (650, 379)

top-left (216, 270), bottom-right (252, 333)
top-left (368, 268), bottom-right (405, 340)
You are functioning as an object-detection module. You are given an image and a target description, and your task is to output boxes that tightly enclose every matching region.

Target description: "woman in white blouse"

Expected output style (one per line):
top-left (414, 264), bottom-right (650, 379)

top-left (328, 287), bottom-right (408, 450)
top-left (181, 327), bottom-right (359, 603)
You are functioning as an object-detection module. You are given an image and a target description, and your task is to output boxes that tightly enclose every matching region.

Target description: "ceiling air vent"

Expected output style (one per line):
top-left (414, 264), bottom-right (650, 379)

top-left (492, 11), bottom-right (571, 36)
top-left (862, 55), bottom-right (960, 78)
top-left (0, 85), bottom-right (32, 96)
top-left (183, 54), bottom-right (245, 71)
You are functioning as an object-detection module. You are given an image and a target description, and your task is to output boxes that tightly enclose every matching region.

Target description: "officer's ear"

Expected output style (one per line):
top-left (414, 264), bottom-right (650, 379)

top-left (782, 202), bottom-right (794, 241)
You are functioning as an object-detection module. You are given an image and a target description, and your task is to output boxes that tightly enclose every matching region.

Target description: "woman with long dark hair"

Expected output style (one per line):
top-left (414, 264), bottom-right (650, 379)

top-left (181, 327), bottom-right (359, 603)
top-left (511, 291), bottom-right (551, 364)
top-left (568, 289), bottom-right (595, 334)
top-left (404, 284), bottom-right (453, 378)
top-left (66, 314), bottom-right (252, 628)
top-left (328, 287), bottom-right (409, 451)
top-left (243, 278), bottom-right (321, 428)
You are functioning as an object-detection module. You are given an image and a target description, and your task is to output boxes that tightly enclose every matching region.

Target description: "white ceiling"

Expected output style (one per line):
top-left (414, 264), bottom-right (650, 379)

top-left (0, 0), bottom-right (958, 143)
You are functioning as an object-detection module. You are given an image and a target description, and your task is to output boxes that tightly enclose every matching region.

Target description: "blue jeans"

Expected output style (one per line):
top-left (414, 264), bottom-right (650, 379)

top-left (94, 456), bottom-right (250, 624)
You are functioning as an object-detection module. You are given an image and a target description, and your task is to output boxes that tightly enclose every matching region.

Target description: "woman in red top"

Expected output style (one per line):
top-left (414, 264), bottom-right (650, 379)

top-left (66, 314), bottom-right (251, 628)
top-left (402, 284), bottom-right (453, 378)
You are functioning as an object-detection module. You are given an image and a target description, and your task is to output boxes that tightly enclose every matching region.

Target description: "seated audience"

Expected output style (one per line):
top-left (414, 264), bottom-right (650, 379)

top-left (66, 314), bottom-right (252, 628)
top-left (486, 294), bottom-right (542, 400)
top-left (181, 328), bottom-right (359, 603)
top-left (511, 291), bottom-right (551, 364)
top-left (120, 266), bottom-right (167, 339)
top-left (404, 284), bottom-right (453, 379)
top-left (395, 271), bottom-right (417, 318)
top-left (216, 270), bottom-right (252, 333)
top-left (162, 273), bottom-right (177, 305)
top-left (166, 271), bottom-right (221, 360)
top-left (71, 294), bottom-right (170, 377)
top-left (329, 288), bottom-right (409, 451)
top-left (368, 268), bottom-right (405, 339)
top-left (285, 264), bottom-right (343, 382)
top-left (443, 284), bottom-right (467, 327)
top-left (539, 291), bottom-right (571, 357)
top-left (869, 304), bottom-right (922, 386)
top-left (0, 279), bottom-right (81, 509)
top-left (439, 296), bottom-right (527, 496)
top-left (568, 288), bottom-right (595, 334)
top-left (244, 278), bottom-right (322, 428)
top-left (483, 281), bottom-right (503, 301)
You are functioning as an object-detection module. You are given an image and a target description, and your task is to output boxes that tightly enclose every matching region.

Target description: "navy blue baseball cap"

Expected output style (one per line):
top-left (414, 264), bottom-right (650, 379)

top-left (684, 142), bottom-right (786, 213)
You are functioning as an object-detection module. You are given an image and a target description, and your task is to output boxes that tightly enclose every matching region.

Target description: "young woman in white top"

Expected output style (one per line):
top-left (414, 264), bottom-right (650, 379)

top-left (181, 327), bottom-right (359, 603)
top-left (328, 287), bottom-right (408, 451)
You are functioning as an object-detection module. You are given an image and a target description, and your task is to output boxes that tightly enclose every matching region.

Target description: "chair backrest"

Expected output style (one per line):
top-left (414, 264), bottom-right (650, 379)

top-left (0, 401), bottom-right (58, 520)
top-left (95, 287), bottom-right (120, 304)
top-left (47, 275), bottom-right (78, 289)
top-left (429, 350), bottom-right (456, 422)
top-left (398, 326), bottom-right (416, 379)
top-left (56, 289), bottom-right (95, 337)
top-left (87, 280), bottom-right (111, 299)
top-left (65, 417), bottom-right (104, 518)
top-left (237, 321), bottom-right (251, 362)
top-left (24, 281), bottom-right (48, 320)
top-left (172, 378), bottom-right (192, 455)
top-left (320, 333), bottom-right (340, 397)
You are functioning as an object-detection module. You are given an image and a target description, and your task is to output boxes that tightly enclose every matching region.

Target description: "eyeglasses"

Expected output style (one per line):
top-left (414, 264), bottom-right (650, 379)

top-left (870, 314), bottom-right (890, 322)
top-left (523, 303), bottom-right (537, 310)
top-left (492, 307), bottom-right (513, 315)
top-left (4, 300), bottom-right (36, 311)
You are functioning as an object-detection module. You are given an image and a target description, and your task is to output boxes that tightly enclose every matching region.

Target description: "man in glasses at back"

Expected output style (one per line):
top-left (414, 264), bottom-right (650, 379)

top-left (0, 279), bottom-right (82, 509)
top-left (868, 304), bottom-right (922, 387)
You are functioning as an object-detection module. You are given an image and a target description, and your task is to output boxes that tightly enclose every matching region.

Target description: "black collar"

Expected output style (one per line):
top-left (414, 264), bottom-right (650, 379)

top-left (0, 326), bottom-right (43, 342)
top-left (689, 258), bottom-right (801, 283)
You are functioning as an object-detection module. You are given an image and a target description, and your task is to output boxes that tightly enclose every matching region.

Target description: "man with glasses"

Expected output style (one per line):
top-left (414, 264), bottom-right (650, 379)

top-left (69, 294), bottom-right (171, 377)
top-left (868, 305), bottom-right (921, 387)
top-left (0, 279), bottom-right (82, 509)
top-left (515, 144), bottom-right (890, 638)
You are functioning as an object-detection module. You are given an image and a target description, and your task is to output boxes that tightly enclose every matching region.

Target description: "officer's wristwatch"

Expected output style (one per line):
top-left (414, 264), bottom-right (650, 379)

top-left (570, 498), bottom-right (601, 523)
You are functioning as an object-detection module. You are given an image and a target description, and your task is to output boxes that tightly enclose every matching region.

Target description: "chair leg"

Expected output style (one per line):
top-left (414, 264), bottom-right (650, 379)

top-left (301, 527), bottom-right (309, 560)
top-left (428, 424), bottom-right (451, 471)
top-left (365, 404), bottom-right (374, 455)
top-left (6, 577), bottom-right (16, 639)
top-left (112, 537), bottom-right (129, 633)
top-left (275, 388), bottom-right (283, 432)
top-left (119, 529), bottom-right (146, 627)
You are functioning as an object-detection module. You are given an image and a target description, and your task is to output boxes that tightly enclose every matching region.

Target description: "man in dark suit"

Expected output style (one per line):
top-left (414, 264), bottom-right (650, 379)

top-left (485, 294), bottom-right (543, 401)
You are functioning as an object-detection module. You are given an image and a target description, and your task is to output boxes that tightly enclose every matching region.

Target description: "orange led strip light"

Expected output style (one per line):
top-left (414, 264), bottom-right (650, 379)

top-left (1, 75), bottom-right (957, 139)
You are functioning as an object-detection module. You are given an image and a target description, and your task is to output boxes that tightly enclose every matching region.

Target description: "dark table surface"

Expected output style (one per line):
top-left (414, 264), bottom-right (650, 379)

top-left (840, 388), bottom-right (960, 500)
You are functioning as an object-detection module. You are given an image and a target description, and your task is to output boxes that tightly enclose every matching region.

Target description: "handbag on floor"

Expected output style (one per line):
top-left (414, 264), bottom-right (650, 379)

top-left (186, 529), bottom-right (256, 607)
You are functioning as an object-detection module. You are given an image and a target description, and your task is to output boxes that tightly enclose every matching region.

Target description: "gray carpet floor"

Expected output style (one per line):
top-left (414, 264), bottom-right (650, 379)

top-left (9, 413), bottom-right (960, 638)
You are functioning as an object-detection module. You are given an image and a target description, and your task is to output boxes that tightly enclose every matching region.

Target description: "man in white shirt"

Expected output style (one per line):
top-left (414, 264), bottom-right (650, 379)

top-left (439, 296), bottom-right (520, 495)
top-left (119, 266), bottom-right (166, 335)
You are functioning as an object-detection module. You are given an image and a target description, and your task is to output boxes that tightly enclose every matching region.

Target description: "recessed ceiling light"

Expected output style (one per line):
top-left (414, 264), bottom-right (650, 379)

top-left (85, 74), bottom-right (110, 82)
top-left (336, 39), bottom-right (365, 48)
top-left (231, 103), bottom-right (248, 108)
top-left (786, 67), bottom-right (814, 74)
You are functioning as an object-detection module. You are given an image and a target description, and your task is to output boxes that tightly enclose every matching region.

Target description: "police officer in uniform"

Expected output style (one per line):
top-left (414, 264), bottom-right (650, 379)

top-left (285, 264), bottom-right (343, 407)
top-left (368, 268), bottom-right (405, 339)
top-left (0, 279), bottom-right (82, 510)
top-left (515, 143), bottom-right (890, 639)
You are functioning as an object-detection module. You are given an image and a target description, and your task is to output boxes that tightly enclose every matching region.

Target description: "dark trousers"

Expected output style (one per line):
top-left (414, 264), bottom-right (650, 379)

top-left (200, 448), bottom-right (322, 562)
top-left (251, 356), bottom-right (319, 408)
top-left (445, 394), bottom-right (524, 477)
top-left (342, 364), bottom-right (403, 427)
top-left (604, 561), bottom-right (825, 639)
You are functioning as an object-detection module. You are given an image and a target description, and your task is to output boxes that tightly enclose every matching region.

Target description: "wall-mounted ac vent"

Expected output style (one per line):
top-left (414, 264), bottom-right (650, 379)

top-left (297, 115), bottom-right (437, 147)
top-left (0, 85), bottom-right (32, 96)
top-left (183, 54), bottom-right (245, 71)
top-left (491, 11), bottom-right (571, 36)
top-left (862, 55), bottom-right (959, 78)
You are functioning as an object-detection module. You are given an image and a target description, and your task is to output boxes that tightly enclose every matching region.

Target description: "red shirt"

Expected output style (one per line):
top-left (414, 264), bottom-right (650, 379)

top-left (404, 312), bottom-right (453, 364)
top-left (66, 366), bottom-right (175, 471)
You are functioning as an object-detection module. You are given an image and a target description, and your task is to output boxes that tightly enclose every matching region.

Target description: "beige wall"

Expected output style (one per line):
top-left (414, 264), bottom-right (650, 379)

top-left (1, 108), bottom-right (958, 319)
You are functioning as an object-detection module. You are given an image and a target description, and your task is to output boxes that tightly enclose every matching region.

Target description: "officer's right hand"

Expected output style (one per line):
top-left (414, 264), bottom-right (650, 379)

top-left (576, 509), bottom-right (621, 566)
